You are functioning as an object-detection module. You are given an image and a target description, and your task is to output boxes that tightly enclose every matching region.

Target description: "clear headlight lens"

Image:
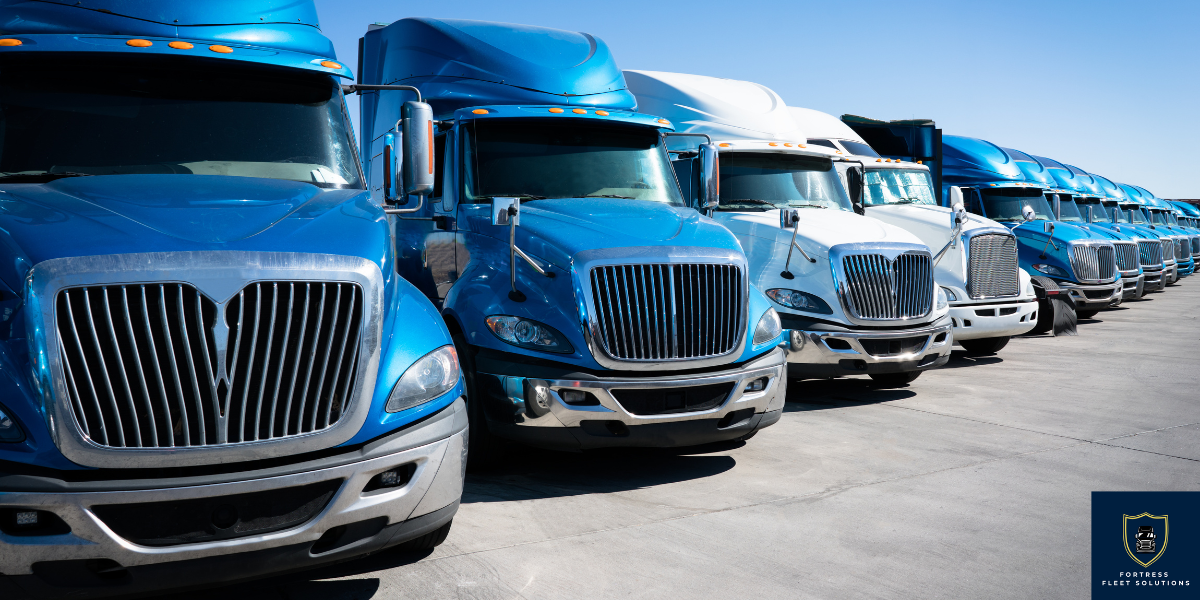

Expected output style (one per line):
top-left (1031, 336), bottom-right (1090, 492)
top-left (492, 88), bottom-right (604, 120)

top-left (1032, 263), bottom-right (1070, 278)
top-left (753, 308), bottom-right (783, 345)
top-left (386, 345), bottom-right (460, 413)
top-left (0, 403), bottom-right (26, 443)
top-left (935, 287), bottom-right (948, 310)
top-left (485, 315), bottom-right (574, 354)
top-left (765, 288), bottom-right (833, 314)
top-left (940, 286), bottom-right (958, 302)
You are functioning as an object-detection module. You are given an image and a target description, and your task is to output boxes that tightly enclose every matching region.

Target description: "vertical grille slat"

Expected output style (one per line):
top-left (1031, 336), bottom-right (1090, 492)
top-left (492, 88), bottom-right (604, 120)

top-left (967, 234), bottom-right (1019, 298)
top-left (840, 252), bottom-right (934, 321)
top-left (55, 281), bottom-right (364, 450)
top-left (589, 263), bottom-right (742, 361)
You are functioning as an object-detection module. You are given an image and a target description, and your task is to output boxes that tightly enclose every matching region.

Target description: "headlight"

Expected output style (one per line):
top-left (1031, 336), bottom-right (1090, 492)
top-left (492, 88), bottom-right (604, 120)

top-left (753, 308), bottom-right (782, 345)
top-left (485, 315), bottom-right (574, 354)
top-left (765, 289), bottom-right (833, 314)
top-left (1032, 263), bottom-right (1070, 278)
top-left (386, 345), bottom-right (460, 413)
top-left (0, 403), bottom-right (26, 443)
top-left (935, 287), bottom-right (948, 310)
top-left (940, 286), bottom-right (958, 302)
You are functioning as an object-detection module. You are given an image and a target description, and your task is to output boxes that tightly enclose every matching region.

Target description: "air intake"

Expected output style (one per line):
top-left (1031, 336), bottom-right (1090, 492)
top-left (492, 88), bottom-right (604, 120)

top-left (840, 252), bottom-right (933, 320)
top-left (967, 234), bottom-right (1019, 298)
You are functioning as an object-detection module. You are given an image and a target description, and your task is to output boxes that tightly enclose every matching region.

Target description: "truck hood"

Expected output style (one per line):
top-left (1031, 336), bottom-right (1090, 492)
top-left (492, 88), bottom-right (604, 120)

top-left (466, 198), bottom-right (743, 268)
top-left (1005, 220), bottom-right (1106, 245)
top-left (717, 207), bottom-right (924, 256)
top-left (0, 174), bottom-right (386, 292)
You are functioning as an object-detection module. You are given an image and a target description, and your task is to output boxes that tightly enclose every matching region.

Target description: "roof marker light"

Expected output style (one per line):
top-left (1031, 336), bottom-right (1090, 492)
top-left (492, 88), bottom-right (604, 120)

top-left (783, 143), bottom-right (793, 147)
top-left (719, 143), bottom-right (731, 148)
top-left (798, 144), bottom-right (806, 148)
top-left (917, 160), bottom-right (923, 164)
top-left (209, 45), bottom-right (233, 54)
top-left (472, 109), bottom-right (489, 114)
top-left (595, 110), bottom-right (609, 116)
top-left (769, 142), bottom-right (779, 147)
top-left (572, 108), bottom-right (587, 114)
top-left (168, 41), bottom-right (193, 50)
top-left (127, 39), bottom-right (152, 47)
top-left (657, 119), bottom-right (670, 125)
top-left (876, 159), bottom-right (882, 162)
top-left (0, 39), bottom-right (23, 47)
top-left (321, 60), bottom-right (342, 69)
top-left (548, 108), bottom-right (564, 113)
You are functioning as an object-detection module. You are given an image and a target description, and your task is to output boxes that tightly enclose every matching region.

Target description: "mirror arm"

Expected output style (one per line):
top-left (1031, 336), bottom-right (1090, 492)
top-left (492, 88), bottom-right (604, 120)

top-left (342, 84), bottom-right (423, 103)
top-left (504, 207), bottom-right (555, 303)
top-left (1039, 228), bottom-right (1058, 258)
top-left (933, 229), bottom-right (961, 265)
top-left (780, 221), bottom-right (816, 279)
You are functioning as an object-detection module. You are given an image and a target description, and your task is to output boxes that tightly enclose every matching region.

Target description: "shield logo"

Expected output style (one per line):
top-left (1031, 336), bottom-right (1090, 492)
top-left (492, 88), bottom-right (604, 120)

top-left (1123, 513), bottom-right (1168, 567)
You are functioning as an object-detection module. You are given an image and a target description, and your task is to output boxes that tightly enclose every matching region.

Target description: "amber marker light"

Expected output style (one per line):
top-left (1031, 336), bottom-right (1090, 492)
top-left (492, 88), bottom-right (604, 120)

top-left (572, 108), bottom-right (587, 114)
top-left (548, 108), bottom-right (565, 113)
top-left (719, 143), bottom-right (731, 148)
top-left (768, 142), bottom-right (778, 147)
top-left (657, 119), bottom-right (669, 125)
top-left (321, 60), bottom-right (342, 69)
top-left (0, 39), bottom-right (22, 46)
top-left (472, 109), bottom-right (489, 114)
top-left (209, 45), bottom-right (233, 54)
top-left (168, 41), bottom-right (193, 50)
top-left (783, 143), bottom-right (793, 147)
top-left (126, 39), bottom-right (152, 47)
top-left (595, 110), bottom-right (609, 116)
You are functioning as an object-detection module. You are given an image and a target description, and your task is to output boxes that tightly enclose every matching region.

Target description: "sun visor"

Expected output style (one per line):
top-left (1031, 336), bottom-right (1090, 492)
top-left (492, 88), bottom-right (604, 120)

top-left (0, 0), bottom-right (335, 57)
top-left (624, 70), bottom-right (804, 142)
top-left (361, 18), bottom-right (634, 116)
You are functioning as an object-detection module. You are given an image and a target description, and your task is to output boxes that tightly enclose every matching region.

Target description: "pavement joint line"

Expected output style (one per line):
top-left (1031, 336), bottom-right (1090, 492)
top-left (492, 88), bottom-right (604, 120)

top-left (424, 440), bottom-right (1097, 565)
top-left (1087, 442), bottom-right (1200, 463)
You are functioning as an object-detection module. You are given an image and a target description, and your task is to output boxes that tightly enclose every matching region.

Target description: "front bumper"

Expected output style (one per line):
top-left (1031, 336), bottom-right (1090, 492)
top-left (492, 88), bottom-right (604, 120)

top-left (1165, 263), bottom-right (1178, 284)
top-left (1057, 279), bottom-right (1122, 310)
top-left (1142, 268), bottom-right (1165, 293)
top-left (948, 299), bottom-right (1038, 341)
top-left (1178, 259), bottom-right (1194, 277)
top-left (1120, 273), bottom-right (1145, 300)
top-left (785, 316), bottom-right (952, 379)
top-left (479, 349), bottom-right (787, 451)
top-left (0, 399), bottom-right (468, 599)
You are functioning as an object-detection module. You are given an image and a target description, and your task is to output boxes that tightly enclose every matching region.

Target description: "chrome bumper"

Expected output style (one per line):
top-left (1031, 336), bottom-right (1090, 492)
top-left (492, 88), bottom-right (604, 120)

top-left (481, 348), bottom-right (786, 450)
top-left (1142, 268), bottom-right (1165, 293)
top-left (0, 400), bottom-right (467, 581)
top-left (948, 299), bottom-right (1038, 341)
top-left (1120, 273), bottom-right (1145, 300)
top-left (785, 316), bottom-right (952, 379)
top-left (1057, 279), bottom-right (1122, 310)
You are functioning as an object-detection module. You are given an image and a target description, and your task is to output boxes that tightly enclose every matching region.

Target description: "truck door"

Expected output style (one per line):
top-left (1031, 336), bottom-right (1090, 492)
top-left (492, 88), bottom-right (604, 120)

top-left (396, 133), bottom-right (459, 303)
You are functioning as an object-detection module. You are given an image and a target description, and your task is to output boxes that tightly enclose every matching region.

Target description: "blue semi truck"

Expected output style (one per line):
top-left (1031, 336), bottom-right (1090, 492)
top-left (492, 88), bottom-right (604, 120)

top-left (1121, 185), bottom-right (1190, 282)
top-left (356, 19), bottom-right (786, 461)
top-left (1075, 174), bottom-right (1169, 294)
top-left (940, 136), bottom-right (1121, 323)
top-left (0, 3), bottom-right (469, 597)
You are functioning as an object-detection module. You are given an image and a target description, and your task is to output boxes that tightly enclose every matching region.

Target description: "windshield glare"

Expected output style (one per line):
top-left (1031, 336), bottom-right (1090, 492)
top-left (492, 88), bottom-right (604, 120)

top-left (461, 119), bottom-right (683, 205)
top-left (863, 169), bottom-right (936, 206)
top-left (716, 152), bottom-right (851, 212)
top-left (0, 54), bottom-right (361, 188)
top-left (981, 191), bottom-right (1054, 222)
top-left (1058, 199), bottom-right (1085, 222)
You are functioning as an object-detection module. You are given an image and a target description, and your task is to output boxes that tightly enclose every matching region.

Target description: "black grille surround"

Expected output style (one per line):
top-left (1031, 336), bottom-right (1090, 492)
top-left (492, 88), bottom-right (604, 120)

top-left (589, 263), bottom-right (744, 362)
top-left (609, 382), bottom-right (736, 416)
top-left (967, 233), bottom-right (1020, 298)
top-left (55, 281), bottom-right (364, 449)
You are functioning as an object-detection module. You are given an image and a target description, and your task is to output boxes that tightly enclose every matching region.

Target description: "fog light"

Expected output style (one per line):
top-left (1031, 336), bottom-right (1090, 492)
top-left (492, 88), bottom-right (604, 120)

top-left (560, 390), bottom-right (585, 404)
top-left (744, 377), bottom-right (768, 393)
top-left (15, 511), bottom-right (37, 527)
top-left (380, 470), bottom-right (404, 487)
top-left (364, 464), bottom-right (416, 493)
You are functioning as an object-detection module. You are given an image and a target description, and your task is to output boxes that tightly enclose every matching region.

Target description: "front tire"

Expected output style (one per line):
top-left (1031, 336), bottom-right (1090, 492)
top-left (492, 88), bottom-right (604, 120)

top-left (869, 371), bottom-right (922, 387)
top-left (449, 328), bottom-right (507, 471)
top-left (959, 336), bottom-right (1010, 356)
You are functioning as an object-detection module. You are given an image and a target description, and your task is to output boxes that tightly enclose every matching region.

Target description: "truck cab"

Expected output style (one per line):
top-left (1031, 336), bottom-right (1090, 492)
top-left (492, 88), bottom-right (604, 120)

top-left (0, 3), bottom-right (467, 597)
top-left (1143, 194), bottom-right (1196, 279)
top-left (357, 19), bottom-right (786, 460)
top-left (1013, 154), bottom-right (1146, 301)
top-left (1078, 174), bottom-right (1168, 294)
top-left (1169, 201), bottom-right (1200, 261)
top-left (1120, 185), bottom-right (1186, 283)
top-left (792, 108), bottom-right (1036, 356)
top-left (942, 137), bottom-right (1121, 320)
top-left (626, 71), bottom-right (953, 387)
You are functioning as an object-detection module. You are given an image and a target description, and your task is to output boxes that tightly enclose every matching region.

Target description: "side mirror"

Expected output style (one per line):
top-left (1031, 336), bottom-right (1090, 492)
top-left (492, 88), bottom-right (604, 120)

top-left (846, 167), bottom-right (865, 215)
top-left (1044, 221), bottom-right (1055, 234)
top-left (402, 101), bottom-right (435, 197)
top-left (698, 142), bottom-right (720, 211)
top-left (948, 187), bottom-right (965, 229)
top-left (1022, 205), bottom-right (1036, 222)
top-left (781, 209), bottom-right (799, 229)
top-left (491, 197), bottom-right (519, 226)
top-left (382, 131), bottom-right (402, 203)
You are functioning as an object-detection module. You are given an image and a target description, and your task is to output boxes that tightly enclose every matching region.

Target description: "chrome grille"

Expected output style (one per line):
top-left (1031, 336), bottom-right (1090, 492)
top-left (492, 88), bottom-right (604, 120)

top-left (1113, 242), bottom-right (1139, 273)
top-left (1138, 240), bottom-right (1163, 267)
top-left (56, 282), bottom-right (364, 448)
top-left (966, 233), bottom-right (1019, 298)
top-left (840, 252), bottom-right (933, 320)
top-left (1162, 239), bottom-right (1175, 263)
top-left (590, 264), bottom-right (743, 361)
top-left (1070, 244), bottom-right (1116, 282)
top-left (1175, 239), bottom-right (1186, 262)
top-left (1191, 236), bottom-right (1200, 257)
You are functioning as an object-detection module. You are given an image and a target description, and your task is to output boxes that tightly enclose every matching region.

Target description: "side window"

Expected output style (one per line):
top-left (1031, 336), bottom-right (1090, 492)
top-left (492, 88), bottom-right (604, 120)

top-left (441, 136), bottom-right (456, 212)
top-left (964, 188), bottom-right (984, 215)
top-left (430, 134), bottom-right (447, 199)
top-left (806, 139), bottom-right (837, 149)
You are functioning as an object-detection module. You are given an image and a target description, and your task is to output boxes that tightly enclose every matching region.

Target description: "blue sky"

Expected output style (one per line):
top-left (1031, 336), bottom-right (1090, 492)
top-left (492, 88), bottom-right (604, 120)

top-left (314, 0), bottom-right (1199, 198)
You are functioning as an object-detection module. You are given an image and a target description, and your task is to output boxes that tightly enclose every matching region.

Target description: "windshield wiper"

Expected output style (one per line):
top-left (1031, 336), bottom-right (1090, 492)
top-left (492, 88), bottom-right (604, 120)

top-left (0, 171), bottom-right (95, 183)
top-left (889, 200), bottom-right (919, 205)
top-left (787, 203), bottom-right (826, 209)
top-left (584, 194), bottom-right (636, 199)
top-left (486, 193), bottom-right (547, 201)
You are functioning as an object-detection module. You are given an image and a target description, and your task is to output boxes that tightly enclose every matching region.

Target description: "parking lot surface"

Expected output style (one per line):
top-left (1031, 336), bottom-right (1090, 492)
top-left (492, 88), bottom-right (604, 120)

top-left (174, 284), bottom-right (1200, 600)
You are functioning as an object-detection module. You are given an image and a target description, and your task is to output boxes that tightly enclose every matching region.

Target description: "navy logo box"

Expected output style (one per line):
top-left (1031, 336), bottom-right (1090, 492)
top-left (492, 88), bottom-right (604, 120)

top-left (1093, 492), bottom-right (1196, 598)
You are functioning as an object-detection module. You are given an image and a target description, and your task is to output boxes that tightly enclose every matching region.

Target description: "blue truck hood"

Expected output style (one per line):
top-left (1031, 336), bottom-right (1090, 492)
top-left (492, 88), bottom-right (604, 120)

top-left (465, 198), bottom-right (740, 268)
top-left (1006, 220), bottom-right (1103, 244)
top-left (0, 175), bottom-right (385, 292)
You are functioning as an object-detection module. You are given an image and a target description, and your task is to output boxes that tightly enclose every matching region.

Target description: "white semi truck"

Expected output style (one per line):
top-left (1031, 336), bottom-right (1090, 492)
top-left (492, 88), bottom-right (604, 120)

top-left (789, 108), bottom-right (1038, 354)
top-left (626, 71), bottom-right (953, 386)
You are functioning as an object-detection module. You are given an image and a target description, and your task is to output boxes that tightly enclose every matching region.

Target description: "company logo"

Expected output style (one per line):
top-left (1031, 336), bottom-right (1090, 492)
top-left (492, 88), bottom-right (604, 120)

top-left (1124, 513), bottom-right (1169, 567)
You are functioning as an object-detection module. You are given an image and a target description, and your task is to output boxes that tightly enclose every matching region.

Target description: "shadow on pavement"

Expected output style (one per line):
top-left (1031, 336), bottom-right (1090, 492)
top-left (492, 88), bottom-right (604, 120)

top-left (158, 570), bottom-right (389, 600)
top-left (784, 377), bottom-right (917, 412)
top-left (463, 442), bottom-right (738, 503)
top-left (940, 351), bottom-right (1004, 369)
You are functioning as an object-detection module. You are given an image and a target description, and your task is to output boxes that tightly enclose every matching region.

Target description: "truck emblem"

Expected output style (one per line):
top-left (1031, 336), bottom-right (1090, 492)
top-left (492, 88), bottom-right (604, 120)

top-left (1123, 513), bottom-right (1168, 567)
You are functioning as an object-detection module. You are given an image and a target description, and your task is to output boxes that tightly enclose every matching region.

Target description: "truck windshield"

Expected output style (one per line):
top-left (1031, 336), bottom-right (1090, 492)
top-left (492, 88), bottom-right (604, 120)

top-left (0, 54), bottom-right (361, 188)
top-left (863, 169), bottom-right (936, 206)
top-left (716, 153), bottom-right (852, 212)
top-left (1149, 211), bottom-right (1169, 226)
top-left (1058, 199), bottom-right (1085, 222)
top-left (981, 191), bottom-right (1053, 222)
top-left (1123, 206), bottom-right (1150, 224)
top-left (1080, 201), bottom-right (1110, 223)
top-left (461, 119), bottom-right (683, 205)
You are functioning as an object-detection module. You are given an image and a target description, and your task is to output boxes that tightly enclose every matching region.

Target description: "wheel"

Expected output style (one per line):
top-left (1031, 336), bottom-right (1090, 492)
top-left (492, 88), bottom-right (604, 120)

top-left (959, 336), bottom-right (1010, 356)
top-left (392, 521), bottom-right (452, 553)
top-left (1075, 309), bottom-right (1100, 320)
top-left (449, 327), bottom-right (507, 471)
top-left (869, 371), bottom-right (922, 387)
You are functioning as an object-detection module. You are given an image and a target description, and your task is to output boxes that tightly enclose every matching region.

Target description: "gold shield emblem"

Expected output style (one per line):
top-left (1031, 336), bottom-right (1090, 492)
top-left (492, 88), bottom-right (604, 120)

top-left (1123, 513), bottom-right (1168, 568)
